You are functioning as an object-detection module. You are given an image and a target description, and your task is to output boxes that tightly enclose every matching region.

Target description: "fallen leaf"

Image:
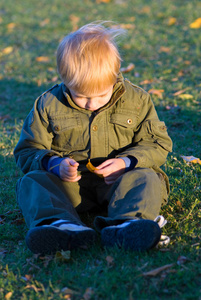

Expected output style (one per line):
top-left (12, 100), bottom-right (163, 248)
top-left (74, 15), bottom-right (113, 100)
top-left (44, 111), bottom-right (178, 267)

top-left (168, 17), bottom-right (177, 26)
top-left (190, 18), bottom-right (201, 29)
top-left (148, 88), bottom-right (164, 99)
top-left (96, 0), bottom-right (111, 3)
top-left (159, 46), bottom-right (171, 53)
top-left (61, 287), bottom-right (80, 295)
top-left (181, 156), bottom-right (201, 165)
top-left (173, 88), bottom-right (190, 96)
top-left (7, 22), bottom-right (16, 30)
top-left (120, 63), bottom-right (135, 73)
top-left (142, 263), bottom-right (174, 277)
top-left (36, 56), bottom-right (50, 62)
top-left (55, 250), bottom-right (71, 262)
top-left (177, 256), bottom-right (188, 265)
top-left (106, 255), bottom-right (115, 267)
top-left (40, 18), bottom-right (50, 27)
top-left (24, 284), bottom-right (43, 292)
top-left (69, 15), bottom-right (80, 31)
top-left (178, 94), bottom-right (193, 100)
top-left (2, 46), bottom-right (13, 55)
top-left (111, 24), bottom-right (135, 30)
top-left (140, 79), bottom-right (154, 85)
top-left (140, 6), bottom-right (151, 14)
top-left (5, 292), bottom-right (13, 300)
top-left (83, 287), bottom-right (94, 300)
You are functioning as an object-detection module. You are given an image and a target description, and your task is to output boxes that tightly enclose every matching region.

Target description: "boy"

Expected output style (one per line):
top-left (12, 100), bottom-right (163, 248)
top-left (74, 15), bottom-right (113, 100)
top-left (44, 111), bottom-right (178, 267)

top-left (14, 22), bottom-right (172, 255)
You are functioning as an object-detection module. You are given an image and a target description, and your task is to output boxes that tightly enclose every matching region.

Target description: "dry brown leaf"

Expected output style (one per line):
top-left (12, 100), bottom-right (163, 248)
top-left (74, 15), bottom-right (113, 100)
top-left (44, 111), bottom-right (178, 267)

top-left (36, 56), bottom-right (50, 63)
top-left (142, 263), bottom-right (174, 277)
top-left (148, 89), bottom-right (164, 99)
top-left (106, 255), bottom-right (115, 267)
top-left (120, 63), bottom-right (135, 73)
top-left (5, 292), bottom-right (13, 300)
top-left (177, 256), bottom-right (188, 265)
top-left (24, 284), bottom-right (43, 292)
top-left (190, 18), bottom-right (201, 29)
top-left (168, 17), bottom-right (177, 26)
top-left (111, 24), bottom-right (135, 30)
top-left (69, 15), bottom-right (80, 31)
top-left (140, 6), bottom-right (151, 14)
top-left (55, 250), bottom-right (71, 262)
top-left (159, 46), bottom-right (171, 53)
top-left (140, 79), bottom-right (154, 85)
top-left (83, 287), bottom-right (94, 300)
top-left (173, 88), bottom-right (189, 96)
top-left (2, 46), bottom-right (13, 55)
top-left (96, 0), bottom-right (111, 3)
top-left (181, 156), bottom-right (201, 165)
top-left (40, 18), bottom-right (50, 27)
top-left (61, 287), bottom-right (80, 295)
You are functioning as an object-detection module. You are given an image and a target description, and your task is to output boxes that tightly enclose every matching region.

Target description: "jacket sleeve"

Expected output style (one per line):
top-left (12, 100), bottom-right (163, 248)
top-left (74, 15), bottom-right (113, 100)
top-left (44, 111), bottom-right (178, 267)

top-left (116, 92), bottom-right (173, 168)
top-left (14, 96), bottom-right (61, 174)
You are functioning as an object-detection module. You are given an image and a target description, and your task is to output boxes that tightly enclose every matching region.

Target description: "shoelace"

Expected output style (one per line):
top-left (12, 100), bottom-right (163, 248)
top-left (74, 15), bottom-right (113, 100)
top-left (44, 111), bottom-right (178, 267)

top-left (154, 215), bottom-right (170, 246)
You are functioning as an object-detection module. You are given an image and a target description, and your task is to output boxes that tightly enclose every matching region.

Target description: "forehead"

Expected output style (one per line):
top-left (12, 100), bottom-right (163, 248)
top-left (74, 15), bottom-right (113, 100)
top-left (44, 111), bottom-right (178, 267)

top-left (70, 85), bottom-right (113, 98)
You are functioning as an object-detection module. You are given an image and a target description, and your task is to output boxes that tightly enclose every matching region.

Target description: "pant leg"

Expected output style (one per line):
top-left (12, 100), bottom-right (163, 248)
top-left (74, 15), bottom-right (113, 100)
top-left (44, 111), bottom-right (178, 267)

top-left (16, 170), bottom-right (84, 228)
top-left (94, 168), bottom-right (166, 231)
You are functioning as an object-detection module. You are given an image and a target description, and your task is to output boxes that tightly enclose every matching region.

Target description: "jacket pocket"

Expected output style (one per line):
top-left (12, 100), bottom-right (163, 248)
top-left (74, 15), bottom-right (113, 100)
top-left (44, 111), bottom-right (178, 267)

top-left (140, 120), bottom-right (172, 152)
top-left (109, 112), bottom-right (137, 150)
top-left (49, 115), bottom-right (85, 151)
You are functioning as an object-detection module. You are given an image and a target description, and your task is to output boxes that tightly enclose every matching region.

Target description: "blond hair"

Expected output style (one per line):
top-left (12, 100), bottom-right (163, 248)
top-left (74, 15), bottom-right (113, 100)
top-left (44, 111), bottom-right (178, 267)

top-left (57, 22), bottom-right (124, 95)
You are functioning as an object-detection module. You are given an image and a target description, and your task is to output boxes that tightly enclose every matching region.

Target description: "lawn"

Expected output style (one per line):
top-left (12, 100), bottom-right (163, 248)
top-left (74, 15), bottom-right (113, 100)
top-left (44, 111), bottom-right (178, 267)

top-left (0, 0), bottom-right (201, 299)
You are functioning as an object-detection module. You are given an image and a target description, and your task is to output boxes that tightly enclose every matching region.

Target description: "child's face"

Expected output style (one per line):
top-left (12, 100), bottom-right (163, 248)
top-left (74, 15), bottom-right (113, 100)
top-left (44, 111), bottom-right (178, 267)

top-left (69, 85), bottom-right (114, 111)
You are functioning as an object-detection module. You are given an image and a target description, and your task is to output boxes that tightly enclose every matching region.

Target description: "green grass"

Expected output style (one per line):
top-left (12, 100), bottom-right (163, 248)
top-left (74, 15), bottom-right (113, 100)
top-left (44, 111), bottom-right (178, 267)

top-left (0, 0), bottom-right (201, 299)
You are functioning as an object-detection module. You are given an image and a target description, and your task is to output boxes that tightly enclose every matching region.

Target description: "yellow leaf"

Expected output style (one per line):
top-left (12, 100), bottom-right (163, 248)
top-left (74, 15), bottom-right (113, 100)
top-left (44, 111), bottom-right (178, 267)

top-left (7, 22), bottom-right (16, 30)
top-left (36, 56), bottom-right (50, 62)
top-left (168, 17), bottom-right (177, 26)
top-left (2, 46), bottom-right (13, 55)
top-left (181, 156), bottom-right (201, 165)
top-left (86, 160), bottom-right (103, 178)
top-left (178, 94), bottom-right (193, 100)
top-left (120, 63), bottom-right (135, 73)
top-left (190, 18), bottom-right (201, 29)
top-left (5, 292), bottom-right (13, 300)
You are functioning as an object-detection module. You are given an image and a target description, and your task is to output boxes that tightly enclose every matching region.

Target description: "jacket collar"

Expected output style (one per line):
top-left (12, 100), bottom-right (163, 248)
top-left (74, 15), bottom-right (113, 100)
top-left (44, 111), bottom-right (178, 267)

top-left (61, 72), bottom-right (126, 112)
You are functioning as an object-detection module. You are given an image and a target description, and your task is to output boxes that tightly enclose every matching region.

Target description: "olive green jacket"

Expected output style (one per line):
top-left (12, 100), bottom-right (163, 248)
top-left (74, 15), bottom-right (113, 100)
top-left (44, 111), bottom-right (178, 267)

top-left (14, 73), bottom-right (172, 179)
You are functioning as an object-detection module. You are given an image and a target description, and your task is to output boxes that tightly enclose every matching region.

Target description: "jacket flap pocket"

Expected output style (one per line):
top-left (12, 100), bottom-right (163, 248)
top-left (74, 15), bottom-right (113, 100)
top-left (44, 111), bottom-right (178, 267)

top-left (50, 116), bottom-right (79, 133)
top-left (110, 113), bottom-right (137, 128)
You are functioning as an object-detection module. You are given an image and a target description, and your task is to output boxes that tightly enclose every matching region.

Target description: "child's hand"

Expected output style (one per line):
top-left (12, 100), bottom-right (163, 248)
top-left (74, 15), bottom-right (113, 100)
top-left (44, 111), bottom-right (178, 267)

top-left (60, 158), bottom-right (81, 182)
top-left (94, 158), bottom-right (126, 185)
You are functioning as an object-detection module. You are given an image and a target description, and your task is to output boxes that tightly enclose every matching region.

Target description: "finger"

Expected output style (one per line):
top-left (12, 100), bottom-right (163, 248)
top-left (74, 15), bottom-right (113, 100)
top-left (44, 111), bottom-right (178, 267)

top-left (96, 160), bottom-right (113, 170)
top-left (62, 175), bottom-right (81, 182)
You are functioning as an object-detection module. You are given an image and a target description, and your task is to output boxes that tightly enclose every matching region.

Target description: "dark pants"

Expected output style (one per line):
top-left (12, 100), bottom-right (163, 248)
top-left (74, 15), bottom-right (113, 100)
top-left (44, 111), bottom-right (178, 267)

top-left (16, 168), bottom-right (168, 231)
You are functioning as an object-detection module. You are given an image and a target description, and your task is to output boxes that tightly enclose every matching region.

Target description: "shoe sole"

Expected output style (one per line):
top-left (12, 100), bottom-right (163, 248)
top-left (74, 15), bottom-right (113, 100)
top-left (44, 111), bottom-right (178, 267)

top-left (26, 226), bottom-right (97, 255)
top-left (101, 219), bottom-right (161, 251)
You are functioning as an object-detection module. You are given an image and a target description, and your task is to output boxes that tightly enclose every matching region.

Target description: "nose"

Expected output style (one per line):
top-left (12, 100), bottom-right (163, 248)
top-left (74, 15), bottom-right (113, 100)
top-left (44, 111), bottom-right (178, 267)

top-left (85, 99), bottom-right (97, 111)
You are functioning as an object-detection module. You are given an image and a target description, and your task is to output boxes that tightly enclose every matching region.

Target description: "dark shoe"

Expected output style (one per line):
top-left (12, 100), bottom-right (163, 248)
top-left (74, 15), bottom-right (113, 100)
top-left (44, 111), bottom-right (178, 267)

top-left (101, 219), bottom-right (161, 251)
top-left (26, 221), bottom-right (97, 255)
